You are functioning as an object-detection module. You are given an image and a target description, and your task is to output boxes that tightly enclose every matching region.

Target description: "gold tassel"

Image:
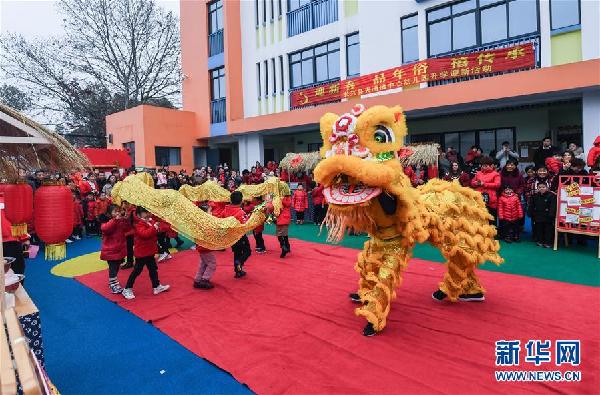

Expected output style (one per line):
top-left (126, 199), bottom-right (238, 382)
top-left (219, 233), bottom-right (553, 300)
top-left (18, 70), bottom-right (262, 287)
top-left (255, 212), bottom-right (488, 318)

top-left (11, 223), bottom-right (28, 237)
top-left (45, 243), bottom-right (66, 261)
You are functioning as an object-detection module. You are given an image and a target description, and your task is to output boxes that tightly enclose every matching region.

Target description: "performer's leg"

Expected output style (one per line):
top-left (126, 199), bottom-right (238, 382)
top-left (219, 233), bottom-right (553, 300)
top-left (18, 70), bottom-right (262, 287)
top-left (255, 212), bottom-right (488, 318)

top-left (438, 249), bottom-right (484, 301)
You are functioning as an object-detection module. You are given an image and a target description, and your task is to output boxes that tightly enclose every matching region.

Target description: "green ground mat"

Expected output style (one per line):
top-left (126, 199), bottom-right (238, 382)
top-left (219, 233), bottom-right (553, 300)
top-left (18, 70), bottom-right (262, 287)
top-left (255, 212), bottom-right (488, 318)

top-left (264, 223), bottom-right (600, 287)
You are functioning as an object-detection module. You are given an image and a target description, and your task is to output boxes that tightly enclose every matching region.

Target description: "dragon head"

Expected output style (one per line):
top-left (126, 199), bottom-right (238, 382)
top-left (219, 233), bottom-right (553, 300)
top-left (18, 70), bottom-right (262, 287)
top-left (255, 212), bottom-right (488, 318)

top-left (314, 104), bottom-right (415, 240)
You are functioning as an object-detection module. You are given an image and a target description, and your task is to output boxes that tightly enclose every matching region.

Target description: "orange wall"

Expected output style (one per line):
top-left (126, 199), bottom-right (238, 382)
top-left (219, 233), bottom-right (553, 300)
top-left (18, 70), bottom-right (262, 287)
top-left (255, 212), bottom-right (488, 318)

top-left (106, 105), bottom-right (198, 172)
top-left (180, 0), bottom-right (210, 138)
top-left (227, 59), bottom-right (600, 134)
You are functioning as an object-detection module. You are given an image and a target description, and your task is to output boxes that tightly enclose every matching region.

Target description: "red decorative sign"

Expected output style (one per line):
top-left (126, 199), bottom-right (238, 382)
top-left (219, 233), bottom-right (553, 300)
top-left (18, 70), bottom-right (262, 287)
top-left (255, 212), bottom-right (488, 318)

top-left (291, 43), bottom-right (536, 108)
top-left (556, 175), bottom-right (600, 236)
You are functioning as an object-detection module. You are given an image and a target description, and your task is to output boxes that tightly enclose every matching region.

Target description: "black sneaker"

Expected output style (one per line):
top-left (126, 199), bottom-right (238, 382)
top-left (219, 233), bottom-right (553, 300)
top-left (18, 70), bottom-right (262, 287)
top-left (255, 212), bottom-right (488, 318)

top-left (362, 322), bottom-right (376, 337)
top-left (175, 240), bottom-right (184, 248)
top-left (504, 238), bottom-right (512, 244)
top-left (202, 280), bottom-right (215, 289)
top-left (280, 249), bottom-right (288, 259)
top-left (234, 272), bottom-right (243, 278)
top-left (432, 289), bottom-right (447, 301)
top-left (458, 292), bottom-right (485, 302)
top-left (121, 262), bottom-right (134, 269)
top-left (349, 293), bottom-right (361, 303)
top-left (193, 281), bottom-right (203, 289)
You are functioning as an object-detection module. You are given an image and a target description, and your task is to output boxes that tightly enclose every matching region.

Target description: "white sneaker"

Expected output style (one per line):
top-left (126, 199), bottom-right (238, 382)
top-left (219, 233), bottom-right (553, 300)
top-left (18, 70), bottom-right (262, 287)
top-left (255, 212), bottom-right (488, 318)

top-left (74, 235), bottom-right (81, 240)
top-left (166, 254), bottom-right (173, 260)
top-left (65, 238), bottom-right (73, 243)
top-left (122, 288), bottom-right (135, 300)
top-left (157, 253), bottom-right (168, 262)
top-left (153, 284), bottom-right (170, 295)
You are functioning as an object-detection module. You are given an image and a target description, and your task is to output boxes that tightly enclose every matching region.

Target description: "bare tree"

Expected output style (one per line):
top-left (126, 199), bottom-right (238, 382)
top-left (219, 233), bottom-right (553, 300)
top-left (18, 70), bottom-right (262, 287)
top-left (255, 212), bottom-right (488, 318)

top-left (0, 0), bottom-right (180, 147)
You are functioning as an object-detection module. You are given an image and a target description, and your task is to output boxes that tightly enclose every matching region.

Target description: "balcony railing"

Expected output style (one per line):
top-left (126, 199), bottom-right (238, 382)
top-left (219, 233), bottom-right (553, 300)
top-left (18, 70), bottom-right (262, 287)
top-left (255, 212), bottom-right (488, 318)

top-left (211, 98), bottom-right (226, 123)
top-left (428, 34), bottom-right (541, 87)
top-left (208, 29), bottom-right (224, 57)
top-left (289, 78), bottom-right (340, 110)
top-left (287, 0), bottom-right (338, 37)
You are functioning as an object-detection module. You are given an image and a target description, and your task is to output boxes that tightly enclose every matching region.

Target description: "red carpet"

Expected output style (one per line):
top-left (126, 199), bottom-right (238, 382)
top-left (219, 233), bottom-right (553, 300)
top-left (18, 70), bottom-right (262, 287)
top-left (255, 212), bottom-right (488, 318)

top-left (77, 236), bottom-right (599, 394)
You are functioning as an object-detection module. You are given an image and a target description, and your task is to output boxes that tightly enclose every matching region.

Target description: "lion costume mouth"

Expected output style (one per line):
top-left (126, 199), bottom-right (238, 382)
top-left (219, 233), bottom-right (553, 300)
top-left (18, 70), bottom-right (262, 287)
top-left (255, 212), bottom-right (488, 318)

top-left (323, 175), bottom-right (382, 205)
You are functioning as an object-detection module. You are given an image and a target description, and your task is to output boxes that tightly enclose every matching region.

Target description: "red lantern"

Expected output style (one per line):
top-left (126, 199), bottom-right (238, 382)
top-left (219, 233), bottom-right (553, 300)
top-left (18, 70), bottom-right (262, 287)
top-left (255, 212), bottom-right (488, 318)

top-left (34, 184), bottom-right (73, 260)
top-left (4, 183), bottom-right (33, 237)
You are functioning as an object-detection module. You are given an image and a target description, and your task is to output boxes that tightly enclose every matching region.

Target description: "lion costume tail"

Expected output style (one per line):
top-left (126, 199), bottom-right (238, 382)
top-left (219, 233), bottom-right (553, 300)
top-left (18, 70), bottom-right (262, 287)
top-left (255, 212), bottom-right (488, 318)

top-left (418, 179), bottom-right (503, 300)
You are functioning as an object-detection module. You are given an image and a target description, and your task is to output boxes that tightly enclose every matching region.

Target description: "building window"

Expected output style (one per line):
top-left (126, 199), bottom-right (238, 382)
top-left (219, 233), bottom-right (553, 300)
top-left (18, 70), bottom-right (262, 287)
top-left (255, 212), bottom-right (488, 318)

top-left (271, 58), bottom-right (277, 94)
top-left (278, 0), bottom-right (283, 17)
top-left (208, 0), bottom-right (223, 34)
top-left (287, 0), bottom-right (338, 37)
top-left (256, 63), bottom-right (261, 98)
top-left (123, 142), bottom-right (135, 166)
top-left (155, 147), bottom-right (181, 166)
top-left (255, 0), bottom-right (259, 26)
top-left (270, 0), bottom-right (274, 21)
top-left (289, 40), bottom-right (340, 89)
top-left (263, 0), bottom-right (267, 23)
top-left (401, 14), bottom-right (419, 63)
top-left (264, 60), bottom-right (269, 98)
top-left (346, 32), bottom-right (360, 77)
top-left (288, 0), bottom-right (310, 12)
top-left (210, 67), bottom-right (226, 100)
top-left (411, 128), bottom-right (515, 156)
top-left (279, 55), bottom-right (285, 92)
top-left (427, 0), bottom-right (539, 56)
top-left (550, 0), bottom-right (580, 31)
top-left (307, 142), bottom-right (323, 152)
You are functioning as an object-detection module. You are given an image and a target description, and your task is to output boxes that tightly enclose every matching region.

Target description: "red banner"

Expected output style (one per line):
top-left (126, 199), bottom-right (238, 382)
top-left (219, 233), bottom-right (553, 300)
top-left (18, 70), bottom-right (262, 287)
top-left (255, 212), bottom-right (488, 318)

top-left (291, 43), bottom-right (536, 108)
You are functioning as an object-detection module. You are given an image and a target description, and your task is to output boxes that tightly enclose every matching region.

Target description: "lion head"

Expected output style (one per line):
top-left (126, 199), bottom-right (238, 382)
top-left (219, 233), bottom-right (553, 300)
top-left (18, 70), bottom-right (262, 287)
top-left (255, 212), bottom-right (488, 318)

top-left (314, 104), bottom-right (416, 240)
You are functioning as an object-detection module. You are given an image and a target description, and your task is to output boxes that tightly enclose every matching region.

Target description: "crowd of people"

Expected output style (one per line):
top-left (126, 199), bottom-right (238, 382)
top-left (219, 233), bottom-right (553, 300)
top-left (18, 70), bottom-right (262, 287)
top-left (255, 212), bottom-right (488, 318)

top-left (4, 135), bottom-right (598, 299)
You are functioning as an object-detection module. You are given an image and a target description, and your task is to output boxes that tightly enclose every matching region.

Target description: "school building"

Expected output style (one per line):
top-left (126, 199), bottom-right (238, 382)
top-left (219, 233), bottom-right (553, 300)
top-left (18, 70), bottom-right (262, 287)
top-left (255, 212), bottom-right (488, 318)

top-left (106, 0), bottom-right (600, 172)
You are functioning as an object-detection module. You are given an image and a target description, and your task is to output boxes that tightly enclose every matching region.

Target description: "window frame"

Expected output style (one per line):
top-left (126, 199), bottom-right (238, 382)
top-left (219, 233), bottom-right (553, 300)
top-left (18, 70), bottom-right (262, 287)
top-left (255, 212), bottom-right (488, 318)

top-left (256, 62), bottom-right (261, 98)
top-left (279, 55), bottom-right (285, 93)
top-left (271, 58), bottom-right (277, 95)
top-left (155, 146), bottom-right (182, 167)
top-left (270, 0), bottom-right (275, 21)
top-left (278, 0), bottom-right (283, 17)
top-left (401, 13), bottom-right (419, 64)
top-left (255, 0), bottom-right (259, 26)
top-left (410, 127), bottom-right (517, 156)
top-left (264, 60), bottom-right (269, 98)
top-left (209, 66), bottom-right (226, 101)
top-left (549, 0), bottom-right (581, 32)
top-left (208, 0), bottom-right (223, 34)
top-left (263, 0), bottom-right (267, 24)
top-left (345, 32), bottom-right (360, 78)
top-left (288, 39), bottom-right (341, 90)
top-left (425, 0), bottom-right (540, 57)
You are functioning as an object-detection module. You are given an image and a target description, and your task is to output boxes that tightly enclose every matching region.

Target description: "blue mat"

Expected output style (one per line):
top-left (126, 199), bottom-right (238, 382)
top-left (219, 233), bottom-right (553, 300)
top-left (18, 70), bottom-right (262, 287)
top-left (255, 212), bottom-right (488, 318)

top-left (24, 238), bottom-right (251, 395)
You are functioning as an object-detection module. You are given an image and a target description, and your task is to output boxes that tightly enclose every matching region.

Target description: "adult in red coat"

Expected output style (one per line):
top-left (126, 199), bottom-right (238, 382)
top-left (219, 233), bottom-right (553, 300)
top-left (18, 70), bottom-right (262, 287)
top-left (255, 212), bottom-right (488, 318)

top-left (311, 183), bottom-right (326, 225)
top-left (122, 207), bottom-right (170, 300)
top-left (587, 135), bottom-right (600, 168)
top-left (276, 194), bottom-right (292, 258)
top-left (497, 186), bottom-right (524, 242)
top-left (100, 205), bottom-right (132, 293)
top-left (442, 162), bottom-right (471, 187)
top-left (292, 184), bottom-right (309, 224)
top-left (471, 157), bottom-right (501, 223)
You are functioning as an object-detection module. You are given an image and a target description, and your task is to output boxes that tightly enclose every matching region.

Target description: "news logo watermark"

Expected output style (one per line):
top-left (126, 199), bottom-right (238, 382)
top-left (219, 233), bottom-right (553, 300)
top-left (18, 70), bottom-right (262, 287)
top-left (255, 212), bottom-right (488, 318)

top-left (494, 340), bottom-right (581, 382)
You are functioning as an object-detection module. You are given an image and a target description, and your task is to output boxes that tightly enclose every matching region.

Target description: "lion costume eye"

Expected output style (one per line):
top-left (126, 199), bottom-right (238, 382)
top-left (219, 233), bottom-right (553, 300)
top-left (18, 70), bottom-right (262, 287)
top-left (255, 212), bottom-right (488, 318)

top-left (374, 125), bottom-right (394, 143)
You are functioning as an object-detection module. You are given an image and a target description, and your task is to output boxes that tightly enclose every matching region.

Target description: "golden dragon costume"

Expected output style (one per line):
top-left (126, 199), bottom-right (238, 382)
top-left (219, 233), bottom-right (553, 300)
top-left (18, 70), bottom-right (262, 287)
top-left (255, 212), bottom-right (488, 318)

top-left (313, 104), bottom-right (503, 336)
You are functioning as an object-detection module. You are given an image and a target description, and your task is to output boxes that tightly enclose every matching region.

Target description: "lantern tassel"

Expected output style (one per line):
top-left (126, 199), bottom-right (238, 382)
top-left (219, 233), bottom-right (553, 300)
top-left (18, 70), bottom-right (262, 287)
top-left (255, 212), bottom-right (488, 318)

top-left (45, 243), bottom-right (67, 261)
top-left (11, 223), bottom-right (28, 237)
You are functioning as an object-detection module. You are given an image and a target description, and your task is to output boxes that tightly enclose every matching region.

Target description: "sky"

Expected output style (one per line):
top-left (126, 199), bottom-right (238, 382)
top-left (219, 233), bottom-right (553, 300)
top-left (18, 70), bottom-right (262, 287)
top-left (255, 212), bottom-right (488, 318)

top-left (0, 0), bottom-right (180, 39)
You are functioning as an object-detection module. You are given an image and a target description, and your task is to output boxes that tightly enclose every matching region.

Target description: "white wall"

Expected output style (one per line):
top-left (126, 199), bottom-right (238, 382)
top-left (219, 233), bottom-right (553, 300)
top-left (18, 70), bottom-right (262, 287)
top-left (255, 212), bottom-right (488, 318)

top-left (581, 0), bottom-right (600, 60)
top-left (582, 92), bottom-right (600, 156)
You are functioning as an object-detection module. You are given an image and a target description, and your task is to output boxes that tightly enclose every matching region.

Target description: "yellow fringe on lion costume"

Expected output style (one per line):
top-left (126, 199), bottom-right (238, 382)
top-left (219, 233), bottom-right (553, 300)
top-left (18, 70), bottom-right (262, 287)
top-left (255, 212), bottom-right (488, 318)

top-left (313, 104), bottom-right (503, 336)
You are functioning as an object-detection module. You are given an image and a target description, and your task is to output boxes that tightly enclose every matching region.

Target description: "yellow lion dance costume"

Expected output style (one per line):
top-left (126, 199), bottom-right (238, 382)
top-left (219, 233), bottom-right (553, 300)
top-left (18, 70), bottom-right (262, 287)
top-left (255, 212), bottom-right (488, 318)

top-left (313, 104), bottom-right (503, 336)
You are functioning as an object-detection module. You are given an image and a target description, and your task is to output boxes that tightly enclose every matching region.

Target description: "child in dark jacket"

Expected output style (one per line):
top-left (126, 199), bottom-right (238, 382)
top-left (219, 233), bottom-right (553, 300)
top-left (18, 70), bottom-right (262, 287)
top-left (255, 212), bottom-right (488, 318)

top-left (122, 207), bottom-right (170, 299)
top-left (527, 183), bottom-right (556, 248)
top-left (100, 205), bottom-right (132, 294)
top-left (498, 186), bottom-right (524, 243)
top-left (194, 202), bottom-right (217, 289)
top-left (215, 191), bottom-right (251, 278)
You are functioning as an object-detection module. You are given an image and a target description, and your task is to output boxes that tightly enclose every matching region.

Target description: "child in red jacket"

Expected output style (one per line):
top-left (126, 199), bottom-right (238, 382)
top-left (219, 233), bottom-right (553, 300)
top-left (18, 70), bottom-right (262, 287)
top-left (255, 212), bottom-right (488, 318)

top-left (497, 186), bottom-right (524, 243)
top-left (276, 184), bottom-right (292, 258)
top-left (100, 205), bottom-right (132, 294)
top-left (70, 193), bottom-right (84, 242)
top-left (122, 207), bottom-right (170, 300)
top-left (215, 191), bottom-right (252, 278)
top-left (84, 192), bottom-right (98, 236)
top-left (311, 182), bottom-right (326, 226)
top-left (471, 156), bottom-right (501, 225)
top-left (194, 202), bottom-right (217, 289)
top-left (292, 184), bottom-right (309, 224)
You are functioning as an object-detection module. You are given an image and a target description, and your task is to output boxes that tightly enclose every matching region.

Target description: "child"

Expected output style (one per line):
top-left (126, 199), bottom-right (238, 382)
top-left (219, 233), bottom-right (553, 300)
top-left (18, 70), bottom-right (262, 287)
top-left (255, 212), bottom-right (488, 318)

top-left (155, 217), bottom-right (174, 263)
top-left (497, 186), bottom-right (523, 243)
top-left (194, 203), bottom-right (217, 289)
top-left (311, 182), bottom-right (325, 226)
top-left (122, 207), bottom-right (170, 299)
top-left (276, 183), bottom-right (292, 258)
top-left (100, 205), bottom-right (132, 294)
top-left (527, 183), bottom-right (556, 248)
top-left (83, 192), bottom-right (98, 236)
top-left (292, 184), bottom-right (308, 224)
top-left (244, 197), bottom-right (266, 253)
top-left (470, 156), bottom-right (501, 225)
top-left (70, 194), bottom-right (84, 242)
top-left (121, 202), bottom-right (136, 269)
top-left (95, 192), bottom-right (111, 233)
top-left (215, 191), bottom-right (252, 278)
